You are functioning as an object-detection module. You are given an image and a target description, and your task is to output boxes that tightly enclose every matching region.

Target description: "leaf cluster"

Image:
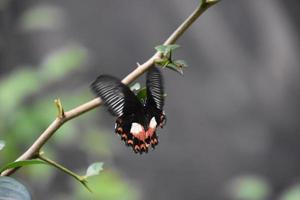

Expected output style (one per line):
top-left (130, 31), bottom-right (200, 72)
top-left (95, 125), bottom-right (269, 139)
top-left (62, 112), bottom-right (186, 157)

top-left (155, 44), bottom-right (188, 75)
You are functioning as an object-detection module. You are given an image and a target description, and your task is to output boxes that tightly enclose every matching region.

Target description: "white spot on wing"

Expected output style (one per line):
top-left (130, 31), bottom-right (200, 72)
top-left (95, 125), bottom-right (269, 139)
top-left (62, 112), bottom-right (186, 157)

top-left (130, 123), bottom-right (143, 135)
top-left (149, 117), bottom-right (157, 129)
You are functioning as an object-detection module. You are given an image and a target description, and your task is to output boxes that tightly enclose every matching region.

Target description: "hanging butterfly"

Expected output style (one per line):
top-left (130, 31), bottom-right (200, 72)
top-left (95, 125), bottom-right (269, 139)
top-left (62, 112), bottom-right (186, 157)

top-left (90, 66), bottom-right (166, 154)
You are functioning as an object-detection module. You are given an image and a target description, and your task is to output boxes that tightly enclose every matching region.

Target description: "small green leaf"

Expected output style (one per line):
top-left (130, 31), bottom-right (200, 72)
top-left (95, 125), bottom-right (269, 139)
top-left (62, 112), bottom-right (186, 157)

top-left (174, 59), bottom-right (188, 68)
top-left (85, 162), bottom-right (104, 178)
top-left (130, 82), bottom-right (141, 91)
top-left (155, 45), bottom-right (186, 73)
top-left (166, 63), bottom-right (184, 75)
top-left (155, 58), bottom-right (170, 68)
top-left (155, 44), bottom-right (180, 56)
top-left (0, 177), bottom-right (31, 200)
top-left (0, 159), bottom-right (47, 174)
top-left (136, 87), bottom-right (147, 103)
top-left (166, 44), bottom-right (180, 51)
top-left (0, 140), bottom-right (5, 151)
top-left (155, 45), bottom-right (167, 53)
top-left (163, 60), bottom-right (171, 68)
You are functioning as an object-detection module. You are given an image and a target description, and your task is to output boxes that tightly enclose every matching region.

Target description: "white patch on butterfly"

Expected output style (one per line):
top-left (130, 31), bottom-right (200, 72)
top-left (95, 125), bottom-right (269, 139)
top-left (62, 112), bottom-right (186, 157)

top-left (149, 117), bottom-right (157, 129)
top-left (130, 123), bottom-right (144, 135)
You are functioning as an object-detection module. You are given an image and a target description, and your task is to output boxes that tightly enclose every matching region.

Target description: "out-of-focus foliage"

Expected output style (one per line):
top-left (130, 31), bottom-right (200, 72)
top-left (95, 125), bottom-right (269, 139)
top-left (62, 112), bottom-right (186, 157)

top-left (73, 171), bottom-right (140, 200)
top-left (19, 4), bottom-right (64, 31)
top-left (280, 184), bottom-right (300, 200)
top-left (0, 40), bottom-right (140, 198)
top-left (226, 178), bottom-right (300, 200)
top-left (40, 45), bottom-right (88, 82)
top-left (225, 175), bottom-right (271, 200)
top-left (0, 177), bottom-right (31, 200)
top-left (0, 141), bottom-right (5, 151)
top-left (0, 68), bottom-right (40, 114)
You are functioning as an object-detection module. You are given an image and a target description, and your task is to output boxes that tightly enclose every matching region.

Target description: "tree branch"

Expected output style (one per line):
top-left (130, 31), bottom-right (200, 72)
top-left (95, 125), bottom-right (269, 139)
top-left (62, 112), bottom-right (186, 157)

top-left (1, 0), bottom-right (219, 176)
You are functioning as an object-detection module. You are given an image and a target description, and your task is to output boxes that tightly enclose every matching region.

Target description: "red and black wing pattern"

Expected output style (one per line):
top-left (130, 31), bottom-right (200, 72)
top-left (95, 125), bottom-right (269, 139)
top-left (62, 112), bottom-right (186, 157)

top-left (90, 75), bottom-right (149, 153)
top-left (91, 67), bottom-right (166, 154)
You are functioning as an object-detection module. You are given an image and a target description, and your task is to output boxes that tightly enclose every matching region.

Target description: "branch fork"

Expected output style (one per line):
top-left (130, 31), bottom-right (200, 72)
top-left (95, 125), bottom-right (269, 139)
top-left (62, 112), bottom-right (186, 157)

top-left (1, 0), bottom-right (219, 176)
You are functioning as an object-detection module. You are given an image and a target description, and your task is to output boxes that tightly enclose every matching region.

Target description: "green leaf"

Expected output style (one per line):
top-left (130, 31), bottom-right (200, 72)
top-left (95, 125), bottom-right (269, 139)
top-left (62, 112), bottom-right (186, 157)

top-left (166, 63), bottom-right (184, 75)
top-left (174, 59), bottom-right (188, 68)
top-left (155, 58), bottom-right (170, 68)
top-left (40, 45), bottom-right (88, 82)
top-left (166, 44), bottom-right (180, 50)
top-left (155, 45), bottom-right (167, 53)
top-left (0, 159), bottom-right (47, 174)
top-left (85, 162), bottom-right (104, 178)
top-left (155, 44), bottom-right (180, 56)
top-left (155, 44), bottom-right (180, 53)
top-left (130, 82), bottom-right (141, 91)
top-left (0, 140), bottom-right (5, 151)
top-left (280, 184), bottom-right (300, 200)
top-left (136, 87), bottom-right (147, 103)
top-left (0, 177), bottom-right (31, 200)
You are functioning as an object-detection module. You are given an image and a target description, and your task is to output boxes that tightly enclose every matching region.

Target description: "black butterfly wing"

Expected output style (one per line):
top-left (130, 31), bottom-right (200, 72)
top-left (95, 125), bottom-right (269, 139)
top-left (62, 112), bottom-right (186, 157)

top-left (91, 75), bottom-right (149, 153)
top-left (144, 66), bottom-right (166, 151)
top-left (91, 70), bottom-right (166, 154)
top-left (90, 75), bottom-right (144, 117)
top-left (146, 66), bottom-right (164, 111)
top-left (146, 66), bottom-right (166, 128)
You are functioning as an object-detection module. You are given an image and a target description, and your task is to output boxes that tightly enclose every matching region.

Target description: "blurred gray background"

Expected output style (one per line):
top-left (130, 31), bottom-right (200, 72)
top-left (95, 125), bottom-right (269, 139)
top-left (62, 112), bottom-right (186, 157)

top-left (1, 0), bottom-right (300, 199)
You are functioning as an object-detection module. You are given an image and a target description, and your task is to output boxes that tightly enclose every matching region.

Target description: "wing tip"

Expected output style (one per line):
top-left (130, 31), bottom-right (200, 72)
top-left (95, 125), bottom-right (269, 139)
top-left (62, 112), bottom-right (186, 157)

top-left (90, 74), bottom-right (120, 94)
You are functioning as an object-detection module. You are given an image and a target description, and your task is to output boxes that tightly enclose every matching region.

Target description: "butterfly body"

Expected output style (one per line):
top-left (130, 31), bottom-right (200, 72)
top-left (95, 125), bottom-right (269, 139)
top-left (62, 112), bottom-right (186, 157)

top-left (91, 66), bottom-right (166, 154)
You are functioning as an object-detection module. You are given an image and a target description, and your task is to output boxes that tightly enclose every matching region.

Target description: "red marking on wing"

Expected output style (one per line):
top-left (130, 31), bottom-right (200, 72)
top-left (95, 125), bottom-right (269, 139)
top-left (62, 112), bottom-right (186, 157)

top-left (114, 117), bottom-right (162, 154)
top-left (146, 127), bottom-right (156, 138)
top-left (131, 130), bottom-right (147, 142)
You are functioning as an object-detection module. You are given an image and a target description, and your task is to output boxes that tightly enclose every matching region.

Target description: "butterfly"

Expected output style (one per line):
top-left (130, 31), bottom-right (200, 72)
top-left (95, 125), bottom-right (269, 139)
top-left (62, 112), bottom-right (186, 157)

top-left (90, 66), bottom-right (166, 154)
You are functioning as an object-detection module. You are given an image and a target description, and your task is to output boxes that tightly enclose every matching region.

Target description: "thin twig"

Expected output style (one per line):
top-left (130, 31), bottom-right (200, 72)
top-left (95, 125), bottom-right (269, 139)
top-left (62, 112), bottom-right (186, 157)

top-left (38, 152), bottom-right (92, 192)
top-left (1, 0), bottom-right (219, 176)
